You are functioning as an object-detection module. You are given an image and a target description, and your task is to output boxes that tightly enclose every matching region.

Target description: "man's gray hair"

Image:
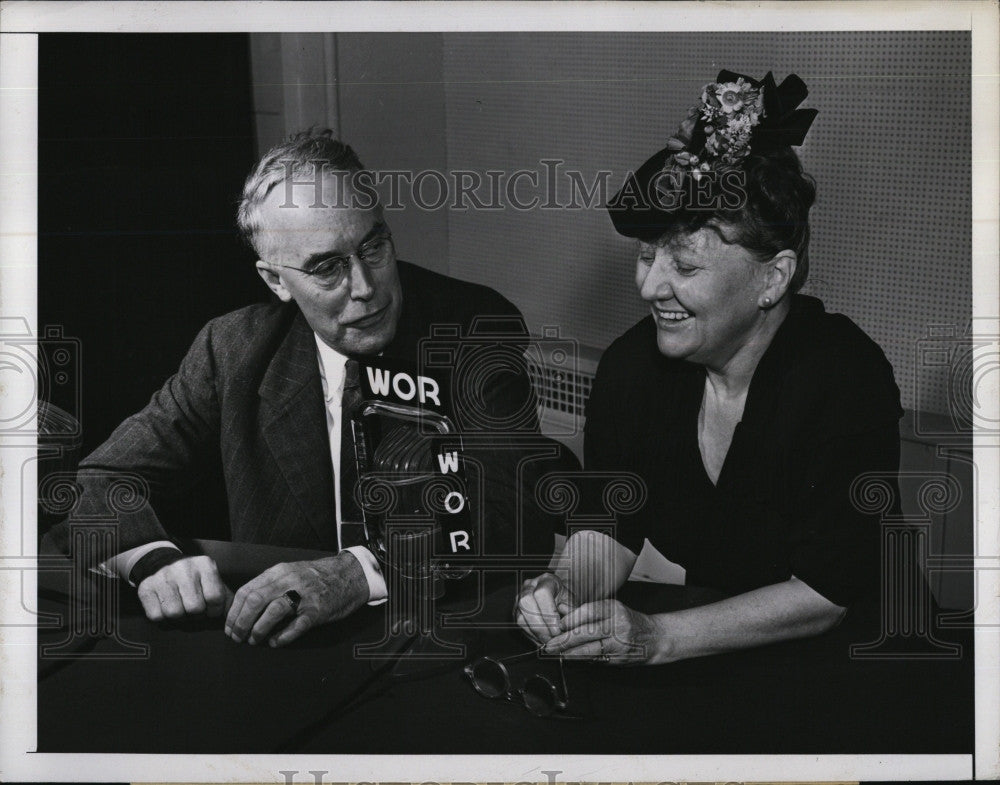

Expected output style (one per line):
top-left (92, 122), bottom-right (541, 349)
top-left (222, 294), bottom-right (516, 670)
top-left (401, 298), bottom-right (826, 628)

top-left (237, 128), bottom-right (365, 256)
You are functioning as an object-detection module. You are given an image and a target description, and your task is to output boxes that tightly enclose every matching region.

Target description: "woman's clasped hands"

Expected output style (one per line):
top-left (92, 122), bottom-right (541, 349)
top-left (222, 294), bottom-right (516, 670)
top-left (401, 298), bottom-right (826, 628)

top-left (515, 572), bottom-right (668, 665)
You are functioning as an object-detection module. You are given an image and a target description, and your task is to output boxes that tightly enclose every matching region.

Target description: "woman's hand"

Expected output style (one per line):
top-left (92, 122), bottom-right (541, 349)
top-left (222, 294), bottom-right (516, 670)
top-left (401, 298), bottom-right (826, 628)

top-left (542, 578), bottom-right (847, 666)
top-left (542, 599), bottom-right (671, 665)
top-left (515, 573), bottom-right (576, 645)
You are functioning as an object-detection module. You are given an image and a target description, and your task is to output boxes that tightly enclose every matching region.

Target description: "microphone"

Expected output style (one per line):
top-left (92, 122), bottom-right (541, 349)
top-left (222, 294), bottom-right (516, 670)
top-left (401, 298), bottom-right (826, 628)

top-left (344, 357), bottom-right (475, 584)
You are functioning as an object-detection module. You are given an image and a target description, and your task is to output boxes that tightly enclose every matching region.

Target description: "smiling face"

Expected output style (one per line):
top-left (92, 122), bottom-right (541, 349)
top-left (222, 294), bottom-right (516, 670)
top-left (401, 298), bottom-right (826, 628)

top-left (636, 225), bottom-right (780, 371)
top-left (254, 176), bottom-right (402, 356)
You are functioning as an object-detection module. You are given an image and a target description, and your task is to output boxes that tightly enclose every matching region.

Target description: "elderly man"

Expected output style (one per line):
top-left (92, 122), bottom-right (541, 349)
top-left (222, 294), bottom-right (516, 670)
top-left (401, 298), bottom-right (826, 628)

top-left (60, 129), bottom-right (548, 647)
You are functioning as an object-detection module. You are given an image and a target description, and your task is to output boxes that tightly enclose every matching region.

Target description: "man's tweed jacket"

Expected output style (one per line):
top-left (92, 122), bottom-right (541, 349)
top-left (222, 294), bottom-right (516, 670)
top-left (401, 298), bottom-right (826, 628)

top-left (59, 261), bottom-right (556, 562)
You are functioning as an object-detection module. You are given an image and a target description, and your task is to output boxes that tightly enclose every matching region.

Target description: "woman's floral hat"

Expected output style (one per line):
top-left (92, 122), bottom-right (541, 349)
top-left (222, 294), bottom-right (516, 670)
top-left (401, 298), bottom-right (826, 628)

top-left (608, 70), bottom-right (818, 240)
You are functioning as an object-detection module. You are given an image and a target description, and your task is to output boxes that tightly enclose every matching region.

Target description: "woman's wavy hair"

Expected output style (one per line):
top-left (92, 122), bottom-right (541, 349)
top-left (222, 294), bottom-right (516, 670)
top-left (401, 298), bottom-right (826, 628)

top-left (237, 128), bottom-right (365, 257)
top-left (658, 147), bottom-right (817, 294)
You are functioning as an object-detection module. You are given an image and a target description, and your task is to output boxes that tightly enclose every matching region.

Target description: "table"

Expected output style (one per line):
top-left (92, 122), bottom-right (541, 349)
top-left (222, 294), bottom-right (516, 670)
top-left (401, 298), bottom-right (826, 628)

top-left (36, 540), bottom-right (974, 754)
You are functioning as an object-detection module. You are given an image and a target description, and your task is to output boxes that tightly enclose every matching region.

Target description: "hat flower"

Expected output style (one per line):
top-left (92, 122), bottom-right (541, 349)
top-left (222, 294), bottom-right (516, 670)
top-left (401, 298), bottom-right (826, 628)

top-left (664, 76), bottom-right (767, 183)
top-left (715, 81), bottom-right (746, 113)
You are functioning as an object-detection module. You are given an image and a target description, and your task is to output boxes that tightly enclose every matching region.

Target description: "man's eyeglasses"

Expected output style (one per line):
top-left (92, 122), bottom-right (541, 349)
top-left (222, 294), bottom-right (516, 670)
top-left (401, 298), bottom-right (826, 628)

top-left (273, 228), bottom-right (394, 288)
top-left (464, 649), bottom-right (576, 718)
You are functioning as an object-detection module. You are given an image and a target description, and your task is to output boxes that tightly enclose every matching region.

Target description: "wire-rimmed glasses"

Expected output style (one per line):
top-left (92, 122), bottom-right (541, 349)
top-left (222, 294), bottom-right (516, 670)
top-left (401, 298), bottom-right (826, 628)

top-left (464, 649), bottom-right (576, 718)
top-left (272, 227), bottom-right (394, 288)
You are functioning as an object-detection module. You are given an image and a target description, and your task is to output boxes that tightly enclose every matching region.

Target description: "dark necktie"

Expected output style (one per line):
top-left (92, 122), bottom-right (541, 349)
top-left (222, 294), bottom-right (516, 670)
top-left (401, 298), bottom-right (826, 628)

top-left (339, 359), bottom-right (368, 549)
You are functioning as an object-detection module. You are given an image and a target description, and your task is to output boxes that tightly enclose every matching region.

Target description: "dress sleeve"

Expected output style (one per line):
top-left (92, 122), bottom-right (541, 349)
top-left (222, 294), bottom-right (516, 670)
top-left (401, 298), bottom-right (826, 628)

top-left (786, 354), bottom-right (903, 608)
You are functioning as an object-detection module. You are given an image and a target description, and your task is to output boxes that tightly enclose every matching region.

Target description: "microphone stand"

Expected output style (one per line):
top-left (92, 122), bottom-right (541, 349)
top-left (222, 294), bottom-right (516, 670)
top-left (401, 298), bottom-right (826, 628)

top-left (354, 517), bottom-right (466, 671)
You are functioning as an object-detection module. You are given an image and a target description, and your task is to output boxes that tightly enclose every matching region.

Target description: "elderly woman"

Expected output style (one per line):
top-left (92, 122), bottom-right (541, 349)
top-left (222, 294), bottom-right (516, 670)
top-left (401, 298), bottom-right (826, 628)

top-left (516, 70), bottom-right (902, 665)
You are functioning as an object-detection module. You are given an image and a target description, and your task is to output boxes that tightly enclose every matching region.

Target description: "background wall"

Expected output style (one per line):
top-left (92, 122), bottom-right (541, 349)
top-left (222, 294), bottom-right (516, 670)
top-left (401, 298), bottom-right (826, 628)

top-left (252, 31), bottom-right (972, 417)
top-left (40, 34), bottom-right (260, 456)
top-left (38, 34), bottom-right (260, 536)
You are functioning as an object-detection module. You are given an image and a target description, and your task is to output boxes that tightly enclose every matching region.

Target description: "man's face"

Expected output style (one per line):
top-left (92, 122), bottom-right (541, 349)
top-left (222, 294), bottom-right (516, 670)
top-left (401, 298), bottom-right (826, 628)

top-left (255, 176), bottom-right (403, 356)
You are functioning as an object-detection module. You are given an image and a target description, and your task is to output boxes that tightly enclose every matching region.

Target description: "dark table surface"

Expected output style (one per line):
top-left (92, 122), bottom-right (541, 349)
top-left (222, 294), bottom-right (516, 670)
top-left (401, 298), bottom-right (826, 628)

top-left (36, 539), bottom-right (974, 755)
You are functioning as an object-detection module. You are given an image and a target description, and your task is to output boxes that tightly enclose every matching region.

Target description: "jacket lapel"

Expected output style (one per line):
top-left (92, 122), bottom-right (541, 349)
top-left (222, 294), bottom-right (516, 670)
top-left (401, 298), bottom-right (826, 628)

top-left (258, 312), bottom-right (337, 547)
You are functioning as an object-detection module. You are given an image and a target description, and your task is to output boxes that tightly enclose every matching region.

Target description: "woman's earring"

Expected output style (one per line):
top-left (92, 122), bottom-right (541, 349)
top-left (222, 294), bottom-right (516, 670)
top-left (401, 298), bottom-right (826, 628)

top-left (761, 296), bottom-right (772, 308)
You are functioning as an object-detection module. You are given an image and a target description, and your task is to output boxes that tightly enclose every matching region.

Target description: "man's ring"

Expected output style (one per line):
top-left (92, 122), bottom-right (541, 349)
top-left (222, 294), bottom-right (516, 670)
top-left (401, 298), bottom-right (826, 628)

top-left (283, 589), bottom-right (302, 614)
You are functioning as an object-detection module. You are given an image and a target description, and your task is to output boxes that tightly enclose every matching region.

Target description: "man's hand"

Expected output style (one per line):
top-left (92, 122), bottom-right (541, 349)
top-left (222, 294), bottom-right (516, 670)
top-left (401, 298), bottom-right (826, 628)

top-left (136, 555), bottom-right (233, 622)
top-left (225, 551), bottom-right (369, 647)
top-left (515, 572), bottom-right (576, 646)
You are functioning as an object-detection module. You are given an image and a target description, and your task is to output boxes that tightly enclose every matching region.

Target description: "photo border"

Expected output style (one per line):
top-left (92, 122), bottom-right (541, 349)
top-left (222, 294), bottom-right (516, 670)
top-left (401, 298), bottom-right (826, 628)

top-left (1, 1), bottom-right (997, 781)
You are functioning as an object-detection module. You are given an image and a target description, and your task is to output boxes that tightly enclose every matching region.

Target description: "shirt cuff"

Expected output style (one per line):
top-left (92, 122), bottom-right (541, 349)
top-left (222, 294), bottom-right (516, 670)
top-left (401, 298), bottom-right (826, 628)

top-left (344, 545), bottom-right (387, 605)
top-left (94, 541), bottom-right (181, 587)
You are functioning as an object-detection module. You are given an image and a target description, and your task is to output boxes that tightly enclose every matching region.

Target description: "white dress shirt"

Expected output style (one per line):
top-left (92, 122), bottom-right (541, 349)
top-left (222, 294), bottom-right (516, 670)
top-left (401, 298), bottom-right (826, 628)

top-left (313, 336), bottom-right (387, 603)
top-left (98, 335), bottom-right (388, 604)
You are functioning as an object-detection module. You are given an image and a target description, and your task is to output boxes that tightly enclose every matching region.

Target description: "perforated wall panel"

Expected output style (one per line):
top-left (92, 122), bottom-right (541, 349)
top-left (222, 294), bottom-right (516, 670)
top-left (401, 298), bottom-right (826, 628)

top-left (442, 32), bottom-right (971, 415)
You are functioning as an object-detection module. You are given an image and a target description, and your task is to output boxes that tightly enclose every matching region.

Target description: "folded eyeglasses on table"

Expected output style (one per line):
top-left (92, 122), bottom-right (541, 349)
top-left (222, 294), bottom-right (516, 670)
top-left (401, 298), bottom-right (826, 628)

top-left (464, 648), bottom-right (583, 719)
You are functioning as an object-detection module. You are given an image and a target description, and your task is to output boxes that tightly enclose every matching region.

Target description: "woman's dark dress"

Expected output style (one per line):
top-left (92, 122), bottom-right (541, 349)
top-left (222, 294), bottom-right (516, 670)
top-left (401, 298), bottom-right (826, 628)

top-left (584, 294), bottom-right (903, 608)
